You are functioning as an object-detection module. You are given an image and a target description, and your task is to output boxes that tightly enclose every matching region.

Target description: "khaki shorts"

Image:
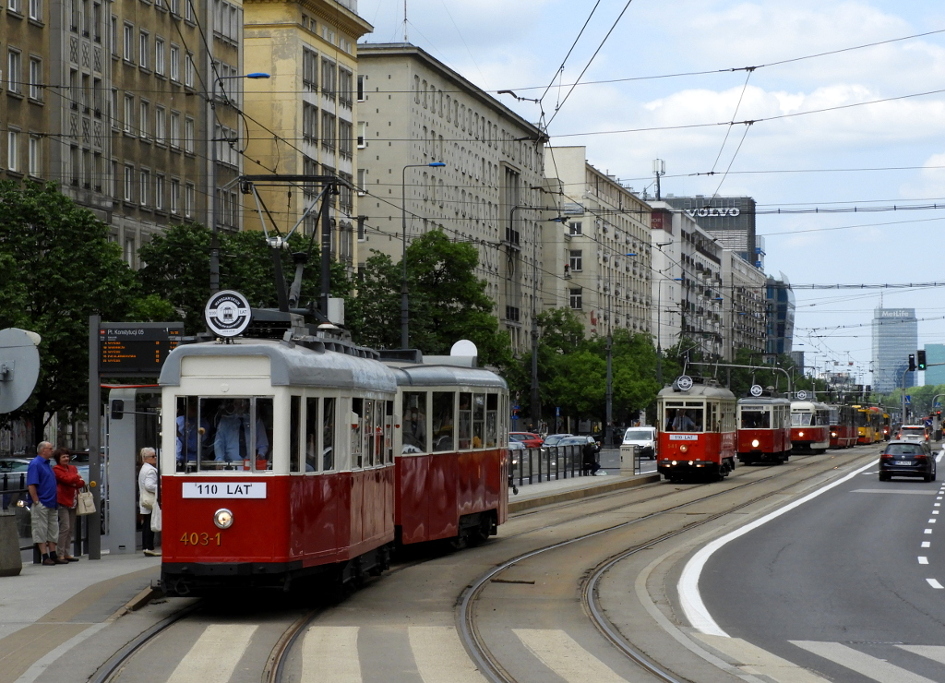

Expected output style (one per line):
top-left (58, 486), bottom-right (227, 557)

top-left (31, 502), bottom-right (59, 545)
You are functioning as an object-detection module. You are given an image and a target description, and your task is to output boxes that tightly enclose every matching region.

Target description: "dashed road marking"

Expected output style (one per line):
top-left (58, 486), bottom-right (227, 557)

top-left (919, 556), bottom-right (929, 564)
top-left (927, 578), bottom-right (944, 589)
top-left (167, 624), bottom-right (258, 683)
top-left (791, 640), bottom-right (939, 683)
top-left (514, 628), bottom-right (627, 683)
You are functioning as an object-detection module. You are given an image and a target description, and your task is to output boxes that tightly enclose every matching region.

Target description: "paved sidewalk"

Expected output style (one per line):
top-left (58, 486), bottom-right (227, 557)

top-left (509, 467), bottom-right (660, 512)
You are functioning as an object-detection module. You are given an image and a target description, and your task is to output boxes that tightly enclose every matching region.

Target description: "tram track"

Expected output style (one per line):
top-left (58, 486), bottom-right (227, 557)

top-left (458, 447), bottom-right (881, 683)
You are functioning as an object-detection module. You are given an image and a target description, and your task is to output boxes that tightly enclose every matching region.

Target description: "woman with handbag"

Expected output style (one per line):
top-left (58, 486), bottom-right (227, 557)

top-left (52, 449), bottom-right (85, 562)
top-left (138, 447), bottom-right (160, 556)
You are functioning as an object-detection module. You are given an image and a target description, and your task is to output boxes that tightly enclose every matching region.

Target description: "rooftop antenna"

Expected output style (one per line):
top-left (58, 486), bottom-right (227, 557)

top-left (404, 0), bottom-right (408, 42)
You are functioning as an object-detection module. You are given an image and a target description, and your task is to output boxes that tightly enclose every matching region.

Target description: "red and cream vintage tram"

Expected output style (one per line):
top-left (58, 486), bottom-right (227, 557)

top-left (790, 399), bottom-right (831, 453)
top-left (828, 404), bottom-right (858, 449)
top-left (656, 376), bottom-right (737, 482)
top-left (158, 326), bottom-right (508, 596)
top-left (736, 393), bottom-right (792, 465)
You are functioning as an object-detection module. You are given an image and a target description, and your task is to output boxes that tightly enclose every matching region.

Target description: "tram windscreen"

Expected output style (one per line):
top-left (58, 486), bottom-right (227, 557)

top-left (664, 407), bottom-right (704, 432)
top-left (175, 396), bottom-right (273, 472)
top-left (740, 410), bottom-right (770, 429)
top-left (791, 412), bottom-right (813, 427)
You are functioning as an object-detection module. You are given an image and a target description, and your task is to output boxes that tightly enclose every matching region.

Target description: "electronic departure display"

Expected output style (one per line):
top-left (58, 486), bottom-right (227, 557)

top-left (99, 322), bottom-right (184, 376)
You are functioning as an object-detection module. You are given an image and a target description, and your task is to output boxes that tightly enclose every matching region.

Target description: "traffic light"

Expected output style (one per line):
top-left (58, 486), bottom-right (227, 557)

top-left (908, 354), bottom-right (916, 371)
top-left (917, 349), bottom-right (927, 370)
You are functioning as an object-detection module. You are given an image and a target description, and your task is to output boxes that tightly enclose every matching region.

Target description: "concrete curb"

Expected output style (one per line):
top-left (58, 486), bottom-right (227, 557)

top-left (120, 583), bottom-right (165, 614)
top-left (509, 474), bottom-right (662, 513)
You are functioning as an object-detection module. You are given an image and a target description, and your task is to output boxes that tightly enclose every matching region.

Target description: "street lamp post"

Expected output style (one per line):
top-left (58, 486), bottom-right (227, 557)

top-left (209, 72), bottom-right (270, 293)
top-left (603, 252), bottom-right (636, 448)
top-left (401, 162), bottom-right (446, 349)
top-left (655, 275), bottom-right (683, 385)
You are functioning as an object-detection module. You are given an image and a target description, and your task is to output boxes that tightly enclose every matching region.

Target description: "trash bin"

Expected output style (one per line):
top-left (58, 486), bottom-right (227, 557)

top-left (0, 511), bottom-right (23, 576)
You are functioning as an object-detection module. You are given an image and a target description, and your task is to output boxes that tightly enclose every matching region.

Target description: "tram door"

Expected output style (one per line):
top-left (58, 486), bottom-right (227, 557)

top-left (107, 387), bottom-right (161, 554)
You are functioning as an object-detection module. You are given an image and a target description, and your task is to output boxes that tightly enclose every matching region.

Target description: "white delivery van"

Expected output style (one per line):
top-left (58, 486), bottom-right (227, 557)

top-left (620, 426), bottom-right (657, 461)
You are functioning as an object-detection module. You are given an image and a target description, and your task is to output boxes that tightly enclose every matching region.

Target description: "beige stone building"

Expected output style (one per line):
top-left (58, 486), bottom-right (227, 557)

top-left (356, 43), bottom-right (549, 353)
top-left (242, 0), bottom-right (371, 277)
top-left (543, 147), bottom-right (652, 340)
top-left (0, 0), bottom-right (238, 262)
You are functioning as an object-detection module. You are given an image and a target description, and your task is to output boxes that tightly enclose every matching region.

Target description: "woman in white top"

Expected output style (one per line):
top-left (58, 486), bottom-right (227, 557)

top-left (137, 447), bottom-right (160, 556)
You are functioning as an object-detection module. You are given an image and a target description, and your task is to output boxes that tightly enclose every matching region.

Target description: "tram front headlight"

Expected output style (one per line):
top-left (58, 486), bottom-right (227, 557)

top-left (751, 439), bottom-right (760, 448)
top-left (679, 445), bottom-right (689, 454)
top-left (213, 508), bottom-right (234, 529)
top-left (798, 431), bottom-right (805, 438)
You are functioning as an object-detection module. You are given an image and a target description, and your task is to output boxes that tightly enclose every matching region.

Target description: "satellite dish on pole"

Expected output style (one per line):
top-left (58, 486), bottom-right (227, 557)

top-left (0, 327), bottom-right (41, 413)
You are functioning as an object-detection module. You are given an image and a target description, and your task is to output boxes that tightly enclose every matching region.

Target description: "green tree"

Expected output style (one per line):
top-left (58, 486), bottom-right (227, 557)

top-left (344, 249), bottom-right (401, 349)
top-left (0, 181), bottom-right (140, 442)
top-left (138, 224), bottom-right (351, 334)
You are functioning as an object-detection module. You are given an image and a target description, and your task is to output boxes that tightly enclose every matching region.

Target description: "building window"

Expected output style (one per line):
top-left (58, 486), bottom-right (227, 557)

top-left (28, 58), bottom-right (42, 100)
top-left (184, 182), bottom-right (195, 217)
top-left (7, 130), bottom-right (19, 171)
top-left (155, 106), bottom-right (165, 144)
top-left (8, 0), bottom-right (20, 13)
top-left (569, 288), bottom-right (582, 310)
top-left (123, 164), bottom-right (134, 202)
top-left (569, 221), bottom-right (583, 236)
top-left (184, 117), bottom-right (194, 153)
top-left (7, 51), bottom-right (22, 94)
top-left (302, 48), bottom-right (318, 92)
top-left (123, 94), bottom-right (134, 133)
top-left (184, 53), bottom-right (194, 87)
top-left (139, 100), bottom-right (149, 139)
top-left (169, 0), bottom-right (179, 15)
top-left (357, 74), bottom-right (365, 101)
top-left (110, 16), bottom-right (118, 55)
top-left (338, 68), bottom-right (352, 108)
top-left (302, 102), bottom-right (318, 143)
top-left (320, 111), bottom-right (335, 152)
top-left (169, 45), bottom-right (179, 81)
top-left (123, 237), bottom-right (135, 267)
top-left (28, 135), bottom-right (40, 176)
top-left (139, 169), bottom-right (149, 205)
top-left (123, 23), bottom-right (134, 62)
top-left (169, 111), bottom-right (180, 147)
top-left (357, 121), bottom-right (366, 148)
top-left (138, 31), bottom-right (148, 69)
top-left (170, 178), bottom-right (179, 213)
top-left (338, 120), bottom-right (352, 159)
top-left (320, 58), bottom-right (335, 98)
top-left (569, 250), bottom-right (583, 272)
top-left (155, 38), bottom-right (165, 76)
top-left (109, 159), bottom-right (118, 198)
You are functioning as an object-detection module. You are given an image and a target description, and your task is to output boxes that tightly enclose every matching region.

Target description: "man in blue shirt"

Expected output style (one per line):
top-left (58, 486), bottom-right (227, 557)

top-left (27, 441), bottom-right (67, 565)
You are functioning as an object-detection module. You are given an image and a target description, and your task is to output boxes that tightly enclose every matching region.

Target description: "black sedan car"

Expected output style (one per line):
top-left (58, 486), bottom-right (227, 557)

top-left (878, 440), bottom-right (937, 482)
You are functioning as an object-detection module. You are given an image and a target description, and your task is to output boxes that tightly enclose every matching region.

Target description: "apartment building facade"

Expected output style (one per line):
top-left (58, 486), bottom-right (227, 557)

top-left (543, 146), bottom-right (651, 340)
top-left (356, 43), bottom-right (548, 353)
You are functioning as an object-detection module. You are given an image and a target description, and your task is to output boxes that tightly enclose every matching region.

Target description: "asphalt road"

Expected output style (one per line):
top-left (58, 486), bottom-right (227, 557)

top-left (700, 448), bottom-right (945, 682)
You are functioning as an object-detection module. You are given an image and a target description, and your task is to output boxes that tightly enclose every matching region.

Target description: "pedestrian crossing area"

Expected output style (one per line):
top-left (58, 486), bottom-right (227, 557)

top-left (157, 623), bottom-right (945, 682)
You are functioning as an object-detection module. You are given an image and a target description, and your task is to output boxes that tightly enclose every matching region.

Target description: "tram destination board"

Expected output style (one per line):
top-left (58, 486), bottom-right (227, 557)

top-left (99, 322), bottom-right (184, 376)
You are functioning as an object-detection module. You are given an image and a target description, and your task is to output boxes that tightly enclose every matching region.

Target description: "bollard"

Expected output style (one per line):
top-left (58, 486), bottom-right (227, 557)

top-left (0, 512), bottom-right (23, 576)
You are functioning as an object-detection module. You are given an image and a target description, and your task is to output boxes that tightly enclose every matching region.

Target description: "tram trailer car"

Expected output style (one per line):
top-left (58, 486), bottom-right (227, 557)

top-left (828, 404), bottom-right (858, 449)
top-left (657, 378), bottom-right (737, 482)
top-left (158, 336), bottom-right (510, 597)
top-left (736, 397), bottom-right (792, 465)
top-left (790, 400), bottom-right (831, 454)
top-left (389, 360), bottom-right (509, 547)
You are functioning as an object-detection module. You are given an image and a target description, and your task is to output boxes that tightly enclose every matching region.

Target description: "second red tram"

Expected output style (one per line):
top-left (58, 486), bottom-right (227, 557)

top-left (790, 400), bottom-right (831, 453)
top-left (657, 377), bottom-right (737, 481)
top-left (828, 404), bottom-right (858, 449)
top-left (736, 396), bottom-right (792, 465)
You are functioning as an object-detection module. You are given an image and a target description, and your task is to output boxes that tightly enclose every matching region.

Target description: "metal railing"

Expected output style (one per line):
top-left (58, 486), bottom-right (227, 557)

top-left (509, 444), bottom-right (589, 488)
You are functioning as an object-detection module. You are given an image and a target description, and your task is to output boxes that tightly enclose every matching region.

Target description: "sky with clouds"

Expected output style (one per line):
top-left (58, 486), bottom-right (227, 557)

top-left (357, 0), bottom-right (945, 387)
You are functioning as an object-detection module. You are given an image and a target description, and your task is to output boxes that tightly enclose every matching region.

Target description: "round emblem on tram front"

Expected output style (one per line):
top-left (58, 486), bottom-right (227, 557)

top-left (796, 390), bottom-right (808, 400)
top-left (205, 290), bottom-right (252, 338)
top-left (675, 375), bottom-right (693, 391)
top-left (750, 384), bottom-right (763, 397)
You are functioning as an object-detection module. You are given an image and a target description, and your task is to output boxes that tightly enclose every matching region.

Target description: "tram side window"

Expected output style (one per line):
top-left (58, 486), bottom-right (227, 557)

top-left (458, 392), bottom-right (472, 448)
top-left (486, 394), bottom-right (498, 447)
top-left (290, 396), bottom-right (302, 472)
top-left (432, 391), bottom-right (455, 451)
top-left (351, 398), bottom-right (363, 468)
top-left (384, 400), bottom-right (394, 463)
top-left (402, 391), bottom-right (428, 453)
top-left (305, 397), bottom-right (319, 472)
top-left (323, 397), bottom-right (335, 471)
top-left (472, 393), bottom-right (485, 448)
top-left (363, 399), bottom-right (375, 466)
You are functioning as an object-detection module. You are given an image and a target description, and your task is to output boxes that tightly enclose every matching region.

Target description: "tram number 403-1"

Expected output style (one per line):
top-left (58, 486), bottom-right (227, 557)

top-left (180, 532), bottom-right (222, 546)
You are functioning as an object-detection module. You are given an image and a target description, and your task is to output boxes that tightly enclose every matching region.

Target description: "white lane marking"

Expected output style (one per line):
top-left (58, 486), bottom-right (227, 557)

top-left (695, 634), bottom-right (830, 683)
top-left (850, 489), bottom-right (938, 495)
top-left (930, 519), bottom-right (937, 524)
top-left (927, 578), bottom-right (944, 589)
top-left (922, 541), bottom-right (931, 548)
top-left (167, 624), bottom-right (258, 683)
top-left (409, 627), bottom-right (487, 683)
top-left (791, 640), bottom-right (938, 683)
top-left (919, 556), bottom-right (929, 564)
top-left (925, 529), bottom-right (933, 534)
top-left (934, 503), bottom-right (941, 507)
top-left (301, 626), bottom-right (361, 683)
top-left (934, 510), bottom-right (940, 515)
top-left (898, 644), bottom-right (945, 664)
top-left (513, 629), bottom-right (627, 683)
top-left (679, 460), bottom-right (874, 637)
